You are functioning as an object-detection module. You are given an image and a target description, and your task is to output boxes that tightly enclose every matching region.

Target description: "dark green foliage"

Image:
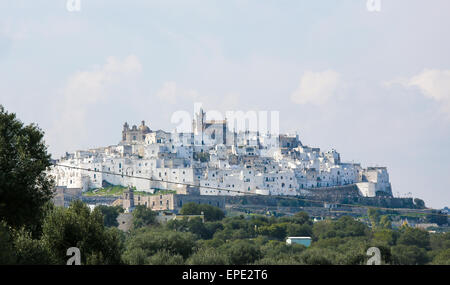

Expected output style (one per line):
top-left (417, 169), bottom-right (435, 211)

top-left (256, 240), bottom-right (305, 265)
top-left (167, 217), bottom-right (207, 239)
top-left (180, 202), bottom-right (225, 221)
top-left (186, 247), bottom-right (230, 265)
top-left (368, 208), bottom-right (381, 228)
top-left (147, 250), bottom-right (184, 265)
top-left (299, 247), bottom-right (337, 265)
top-left (413, 198), bottom-right (426, 209)
top-left (0, 222), bottom-right (16, 264)
top-left (132, 205), bottom-right (157, 229)
top-left (0, 105), bottom-right (54, 236)
top-left (431, 248), bottom-right (450, 265)
top-left (96, 205), bottom-right (124, 227)
top-left (12, 228), bottom-right (53, 264)
top-left (372, 229), bottom-right (398, 246)
top-left (391, 244), bottom-right (429, 265)
top-left (40, 200), bottom-right (123, 265)
top-left (308, 236), bottom-right (369, 265)
top-left (122, 228), bottom-right (196, 264)
top-left (379, 215), bottom-right (392, 229)
top-left (286, 223), bottom-right (313, 237)
top-left (220, 239), bottom-right (261, 265)
top-left (430, 232), bottom-right (450, 251)
top-left (257, 223), bottom-right (287, 240)
top-left (397, 227), bottom-right (430, 249)
top-left (313, 216), bottom-right (369, 240)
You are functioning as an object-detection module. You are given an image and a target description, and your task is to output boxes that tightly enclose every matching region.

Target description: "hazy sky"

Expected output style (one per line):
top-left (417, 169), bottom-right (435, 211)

top-left (1, 0), bottom-right (449, 208)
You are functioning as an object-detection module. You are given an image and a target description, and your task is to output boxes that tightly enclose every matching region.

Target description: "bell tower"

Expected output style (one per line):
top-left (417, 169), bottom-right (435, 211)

top-left (122, 122), bottom-right (129, 142)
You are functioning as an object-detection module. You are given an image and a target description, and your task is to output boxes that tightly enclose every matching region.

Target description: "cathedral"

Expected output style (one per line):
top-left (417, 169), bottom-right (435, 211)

top-left (192, 108), bottom-right (227, 145)
top-left (121, 121), bottom-right (151, 144)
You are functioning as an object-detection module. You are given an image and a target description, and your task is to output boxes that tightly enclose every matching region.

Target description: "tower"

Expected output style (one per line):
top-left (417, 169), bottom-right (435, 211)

top-left (123, 186), bottom-right (135, 211)
top-left (193, 108), bottom-right (206, 134)
top-left (122, 122), bottom-right (129, 141)
top-left (193, 108), bottom-right (206, 145)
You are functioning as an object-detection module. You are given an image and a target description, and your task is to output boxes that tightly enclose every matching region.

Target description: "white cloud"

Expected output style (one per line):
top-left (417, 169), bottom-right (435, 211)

top-left (155, 81), bottom-right (201, 104)
top-left (408, 69), bottom-right (450, 112)
top-left (63, 55), bottom-right (142, 105)
top-left (49, 55), bottom-right (142, 155)
top-left (290, 70), bottom-right (340, 105)
top-left (386, 69), bottom-right (450, 115)
top-left (156, 81), bottom-right (177, 104)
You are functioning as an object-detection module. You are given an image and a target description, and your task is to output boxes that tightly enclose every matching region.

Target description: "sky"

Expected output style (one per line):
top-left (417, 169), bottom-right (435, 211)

top-left (1, 0), bottom-right (449, 208)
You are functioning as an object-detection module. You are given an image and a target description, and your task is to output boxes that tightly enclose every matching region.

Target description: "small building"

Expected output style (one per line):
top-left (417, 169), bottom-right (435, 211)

top-left (120, 186), bottom-right (225, 212)
top-left (286, 236), bottom-right (312, 247)
top-left (117, 213), bottom-right (133, 232)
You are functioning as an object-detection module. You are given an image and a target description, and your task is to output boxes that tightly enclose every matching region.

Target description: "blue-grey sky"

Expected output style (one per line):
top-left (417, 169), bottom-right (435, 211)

top-left (1, 0), bottom-right (449, 208)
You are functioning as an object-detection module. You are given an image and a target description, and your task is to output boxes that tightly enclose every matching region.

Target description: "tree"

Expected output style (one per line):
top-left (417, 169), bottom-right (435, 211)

top-left (397, 227), bottom-right (430, 249)
top-left (132, 205), bottom-right (157, 229)
top-left (122, 228), bottom-right (196, 264)
top-left (180, 202), bottom-right (225, 222)
top-left (0, 221), bottom-right (16, 264)
top-left (414, 198), bottom-right (426, 209)
top-left (372, 229), bottom-right (397, 246)
top-left (379, 215), bottom-right (392, 229)
top-left (431, 248), bottom-right (450, 265)
top-left (147, 250), bottom-right (184, 265)
top-left (257, 223), bottom-right (287, 240)
top-left (221, 240), bottom-right (261, 265)
top-left (391, 245), bottom-right (428, 265)
top-left (292, 212), bottom-right (312, 225)
top-left (259, 240), bottom-right (305, 263)
top-left (96, 205), bottom-right (124, 227)
top-left (40, 200), bottom-right (123, 265)
top-left (299, 247), bottom-right (337, 265)
top-left (286, 223), bottom-right (313, 237)
top-left (167, 217), bottom-right (212, 239)
top-left (11, 228), bottom-right (53, 265)
top-left (368, 209), bottom-right (381, 228)
top-left (313, 216), bottom-right (369, 240)
top-left (430, 232), bottom-right (450, 251)
top-left (121, 247), bottom-right (147, 265)
top-left (186, 247), bottom-right (230, 265)
top-left (0, 105), bottom-right (54, 236)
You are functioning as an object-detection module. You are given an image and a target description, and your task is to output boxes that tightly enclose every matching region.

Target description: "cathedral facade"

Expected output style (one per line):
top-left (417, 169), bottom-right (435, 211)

top-left (122, 121), bottom-right (151, 144)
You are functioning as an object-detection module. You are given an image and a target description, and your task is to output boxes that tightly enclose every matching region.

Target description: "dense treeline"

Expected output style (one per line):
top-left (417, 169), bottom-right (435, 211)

top-left (119, 203), bottom-right (450, 265)
top-left (2, 200), bottom-right (449, 265)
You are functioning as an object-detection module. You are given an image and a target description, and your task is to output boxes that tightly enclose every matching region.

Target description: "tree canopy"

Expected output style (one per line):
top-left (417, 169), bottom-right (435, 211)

top-left (180, 202), bottom-right (225, 221)
top-left (0, 105), bottom-right (54, 235)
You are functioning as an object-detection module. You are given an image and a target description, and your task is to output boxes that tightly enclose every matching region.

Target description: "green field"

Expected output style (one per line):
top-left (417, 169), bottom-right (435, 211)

top-left (84, 185), bottom-right (176, 197)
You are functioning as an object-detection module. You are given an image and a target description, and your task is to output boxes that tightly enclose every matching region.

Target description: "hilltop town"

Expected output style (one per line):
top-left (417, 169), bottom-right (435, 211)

top-left (48, 108), bottom-right (397, 213)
